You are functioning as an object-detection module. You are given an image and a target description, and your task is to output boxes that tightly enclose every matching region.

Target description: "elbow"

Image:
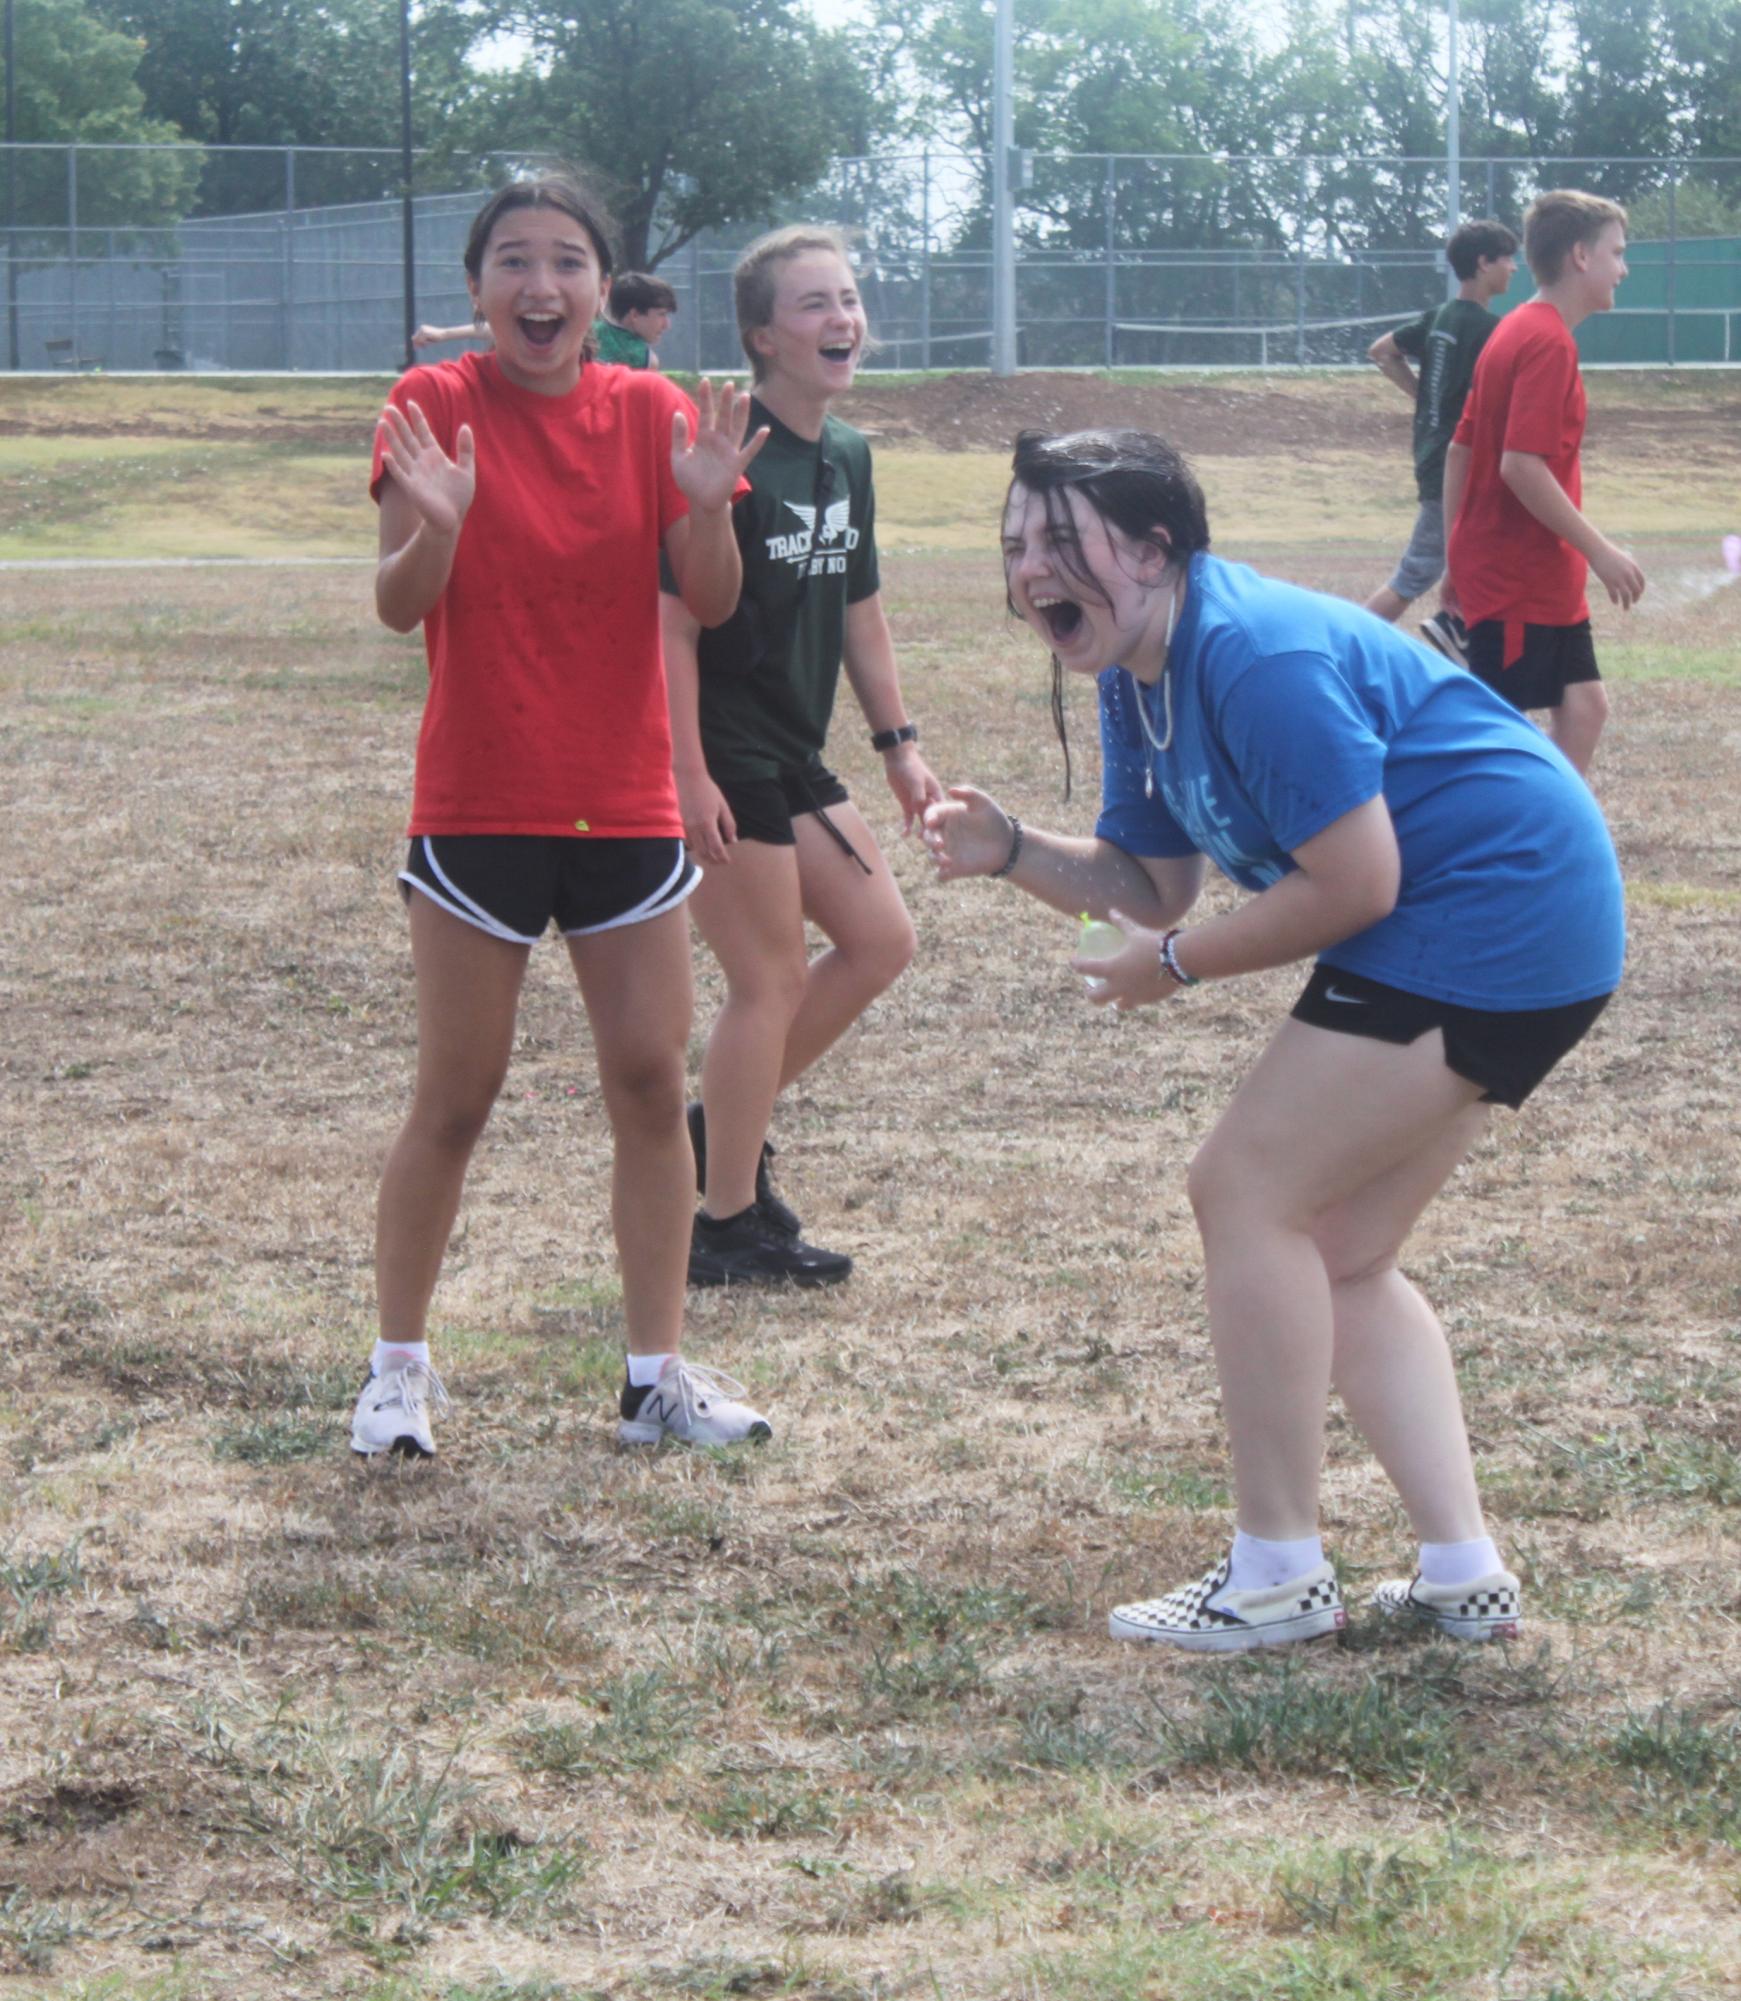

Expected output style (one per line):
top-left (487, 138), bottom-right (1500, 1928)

top-left (375, 591), bottom-right (421, 636)
top-left (688, 587), bottom-right (739, 631)
top-left (1357, 857), bottom-right (1402, 931)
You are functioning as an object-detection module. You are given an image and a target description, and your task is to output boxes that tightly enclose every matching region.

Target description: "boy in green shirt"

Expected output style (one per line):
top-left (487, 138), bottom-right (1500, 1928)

top-left (592, 271), bottom-right (678, 370)
top-left (1364, 219), bottom-right (1518, 660)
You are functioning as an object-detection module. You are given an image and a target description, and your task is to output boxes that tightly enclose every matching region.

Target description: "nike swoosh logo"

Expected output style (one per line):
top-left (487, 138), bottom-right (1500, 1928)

top-left (1323, 985), bottom-right (1367, 1004)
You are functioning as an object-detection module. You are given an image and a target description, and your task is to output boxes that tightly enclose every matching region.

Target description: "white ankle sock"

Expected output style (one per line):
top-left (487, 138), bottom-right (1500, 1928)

top-left (1225, 1529), bottom-right (1325, 1594)
top-left (1418, 1536), bottom-right (1502, 1587)
top-left (372, 1339), bottom-right (429, 1376)
top-left (625, 1351), bottom-right (677, 1389)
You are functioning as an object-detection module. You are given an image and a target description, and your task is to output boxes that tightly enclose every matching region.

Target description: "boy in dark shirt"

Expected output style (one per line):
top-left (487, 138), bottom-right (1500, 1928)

top-left (1365, 218), bottom-right (1518, 660)
top-left (1445, 190), bottom-right (1646, 775)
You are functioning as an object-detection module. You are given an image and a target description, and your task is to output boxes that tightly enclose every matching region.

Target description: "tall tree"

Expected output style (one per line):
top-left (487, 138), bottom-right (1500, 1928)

top-left (3, 0), bottom-right (199, 228)
top-left (476, 0), bottom-right (877, 269)
top-left (87, 0), bottom-right (488, 210)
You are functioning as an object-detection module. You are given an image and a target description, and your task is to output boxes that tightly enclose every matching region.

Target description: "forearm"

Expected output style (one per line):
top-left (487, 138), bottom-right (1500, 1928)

top-left (675, 505), bottom-right (742, 628)
top-left (661, 605), bottom-right (707, 775)
top-left (1169, 855), bottom-right (1395, 984)
top-left (841, 597), bottom-right (910, 734)
top-left (1002, 826), bottom-right (1192, 928)
top-left (375, 522), bottom-right (458, 633)
top-left (1499, 453), bottom-right (1609, 562)
top-left (1441, 440), bottom-right (1469, 536)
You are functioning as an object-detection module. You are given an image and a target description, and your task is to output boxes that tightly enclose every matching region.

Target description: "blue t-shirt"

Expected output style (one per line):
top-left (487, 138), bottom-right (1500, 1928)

top-left (1095, 552), bottom-right (1624, 1009)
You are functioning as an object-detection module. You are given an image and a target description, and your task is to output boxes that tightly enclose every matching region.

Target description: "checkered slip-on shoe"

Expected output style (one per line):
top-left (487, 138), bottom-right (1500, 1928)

top-left (1370, 1570), bottom-right (1521, 1642)
top-left (1108, 1555), bottom-right (1347, 1653)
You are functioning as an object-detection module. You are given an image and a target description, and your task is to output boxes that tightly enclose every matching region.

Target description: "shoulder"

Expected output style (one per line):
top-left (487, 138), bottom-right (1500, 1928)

top-left (823, 414), bottom-right (874, 471)
top-left (388, 355), bottom-right (476, 412)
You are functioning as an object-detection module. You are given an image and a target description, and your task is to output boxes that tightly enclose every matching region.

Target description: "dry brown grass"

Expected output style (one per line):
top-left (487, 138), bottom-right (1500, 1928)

top-left (2, 379), bottom-right (1740, 2001)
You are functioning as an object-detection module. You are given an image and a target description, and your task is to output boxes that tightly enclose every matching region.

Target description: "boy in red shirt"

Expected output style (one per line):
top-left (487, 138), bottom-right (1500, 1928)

top-left (1444, 190), bottom-right (1646, 774)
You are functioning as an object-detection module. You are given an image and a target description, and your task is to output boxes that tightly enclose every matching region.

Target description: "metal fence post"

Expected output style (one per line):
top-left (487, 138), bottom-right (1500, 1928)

top-left (687, 234), bottom-right (701, 373)
top-left (283, 146), bottom-right (297, 370)
top-left (1104, 157), bottom-right (1116, 368)
top-left (1666, 171), bottom-right (1677, 367)
top-left (1296, 158), bottom-right (1308, 365)
top-left (920, 148), bottom-right (931, 370)
top-left (67, 143), bottom-right (78, 364)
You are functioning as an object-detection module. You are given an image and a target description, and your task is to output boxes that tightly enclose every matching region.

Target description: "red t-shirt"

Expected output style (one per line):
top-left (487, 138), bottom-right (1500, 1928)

top-left (371, 350), bottom-right (694, 839)
top-left (1448, 300), bottom-right (1589, 636)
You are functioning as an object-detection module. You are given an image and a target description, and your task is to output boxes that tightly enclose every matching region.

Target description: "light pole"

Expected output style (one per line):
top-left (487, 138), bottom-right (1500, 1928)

top-left (5, 0), bottom-right (18, 371)
top-left (399, 0), bottom-right (416, 369)
top-left (990, 0), bottom-right (1015, 375)
top-left (1445, 0), bottom-right (1461, 298)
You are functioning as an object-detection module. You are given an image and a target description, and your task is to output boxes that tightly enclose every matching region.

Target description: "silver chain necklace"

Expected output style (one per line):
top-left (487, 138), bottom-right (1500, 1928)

top-left (1130, 577), bottom-right (1181, 798)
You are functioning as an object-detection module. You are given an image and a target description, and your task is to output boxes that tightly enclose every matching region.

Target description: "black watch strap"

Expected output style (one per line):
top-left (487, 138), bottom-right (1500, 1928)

top-left (870, 723), bottom-right (919, 752)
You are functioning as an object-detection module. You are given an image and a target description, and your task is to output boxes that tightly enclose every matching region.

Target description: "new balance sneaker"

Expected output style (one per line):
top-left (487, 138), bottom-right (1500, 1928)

top-left (1419, 609), bottom-right (1471, 665)
top-left (350, 1360), bottom-right (451, 1460)
top-left (687, 1099), bottom-right (801, 1238)
top-left (1109, 1554), bottom-right (1347, 1653)
top-left (1369, 1570), bottom-right (1522, 1642)
top-left (617, 1357), bottom-right (773, 1447)
top-left (687, 1203), bottom-right (851, 1288)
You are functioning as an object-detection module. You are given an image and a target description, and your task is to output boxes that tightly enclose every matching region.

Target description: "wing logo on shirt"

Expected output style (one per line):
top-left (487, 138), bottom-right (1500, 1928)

top-left (767, 495), bottom-right (859, 565)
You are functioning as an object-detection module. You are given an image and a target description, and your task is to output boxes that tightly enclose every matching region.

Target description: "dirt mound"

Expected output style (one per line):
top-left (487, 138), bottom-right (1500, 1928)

top-left (836, 369), bottom-right (1383, 456)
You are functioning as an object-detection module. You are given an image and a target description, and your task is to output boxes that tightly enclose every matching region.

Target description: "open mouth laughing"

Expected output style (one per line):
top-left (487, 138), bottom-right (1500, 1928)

top-left (518, 312), bottom-right (564, 351)
top-left (1030, 593), bottom-right (1085, 645)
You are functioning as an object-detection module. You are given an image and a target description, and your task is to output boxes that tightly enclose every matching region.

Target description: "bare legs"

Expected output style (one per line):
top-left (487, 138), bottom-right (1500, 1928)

top-left (375, 893), bottom-right (694, 1358)
top-left (1547, 680), bottom-right (1609, 776)
top-left (1185, 1017), bottom-right (1491, 1543)
top-left (376, 894), bottom-right (529, 1342)
top-left (691, 800), bottom-right (916, 1218)
top-left (567, 910), bottom-right (695, 1356)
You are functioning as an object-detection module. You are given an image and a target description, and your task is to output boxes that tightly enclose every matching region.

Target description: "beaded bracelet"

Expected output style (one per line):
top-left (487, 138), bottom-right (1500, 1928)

top-left (990, 814), bottom-right (1025, 879)
top-left (1160, 927), bottom-right (1199, 987)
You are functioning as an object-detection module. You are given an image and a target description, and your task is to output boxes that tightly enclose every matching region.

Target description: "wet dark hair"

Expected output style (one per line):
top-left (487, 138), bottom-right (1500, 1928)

top-left (463, 172), bottom-right (616, 358)
top-left (1005, 429), bottom-right (1211, 799)
top-left (1446, 217), bottom-right (1518, 281)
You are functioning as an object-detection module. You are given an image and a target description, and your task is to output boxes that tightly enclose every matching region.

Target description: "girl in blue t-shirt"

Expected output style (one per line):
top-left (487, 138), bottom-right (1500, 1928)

top-left (923, 427), bottom-right (1623, 1655)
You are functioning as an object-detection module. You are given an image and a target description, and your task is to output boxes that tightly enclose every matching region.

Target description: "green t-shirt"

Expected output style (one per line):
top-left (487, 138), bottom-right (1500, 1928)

top-left (671, 400), bottom-right (880, 781)
top-left (593, 318), bottom-right (652, 368)
top-left (1393, 297), bottom-right (1499, 501)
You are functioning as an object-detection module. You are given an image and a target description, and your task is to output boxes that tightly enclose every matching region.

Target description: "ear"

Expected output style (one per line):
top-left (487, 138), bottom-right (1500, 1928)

top-left (748, 322), bottom-right (777, 363)
top-left (1137, 529), bottom-right (1173, 580)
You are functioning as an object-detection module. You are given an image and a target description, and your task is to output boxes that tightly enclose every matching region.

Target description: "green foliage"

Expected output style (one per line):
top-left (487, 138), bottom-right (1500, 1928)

top-left (2, 0), bottom-right (200, 227)
top-left (467, 0), bottom-right (875, 268)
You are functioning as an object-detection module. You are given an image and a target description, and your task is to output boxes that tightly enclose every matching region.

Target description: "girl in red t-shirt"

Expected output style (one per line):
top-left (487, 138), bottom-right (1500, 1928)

top-left (352, 172), bottom-right (771, 1461)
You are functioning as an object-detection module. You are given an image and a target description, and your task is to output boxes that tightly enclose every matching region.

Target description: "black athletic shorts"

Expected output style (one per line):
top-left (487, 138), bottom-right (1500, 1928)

top-left (716, 759), bottom-right (850, 848)
top-left (400, 834), bottom-right (698, 944)
top-left (1466, 618), bottom-right (1600, 712)
top-left (1291, 963), bottom-right (1612, 1109)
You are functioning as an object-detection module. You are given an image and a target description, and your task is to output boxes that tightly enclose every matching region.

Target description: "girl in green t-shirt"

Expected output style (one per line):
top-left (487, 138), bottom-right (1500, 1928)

top-left (663, 225), bottom-right (943, 1288)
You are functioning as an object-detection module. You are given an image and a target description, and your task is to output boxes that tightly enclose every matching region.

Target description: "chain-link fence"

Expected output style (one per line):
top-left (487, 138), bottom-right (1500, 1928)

top-left (4, 142), bottom-right (1738, 374)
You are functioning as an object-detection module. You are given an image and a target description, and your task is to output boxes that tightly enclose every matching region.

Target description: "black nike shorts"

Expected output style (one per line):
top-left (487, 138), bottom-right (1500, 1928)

top-left (1291, 963), bottom-right (1612, 1109)
top-left (400, 834), bottom-right (697, 943)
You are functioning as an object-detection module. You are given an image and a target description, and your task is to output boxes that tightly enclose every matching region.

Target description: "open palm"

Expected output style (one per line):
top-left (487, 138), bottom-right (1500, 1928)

top-left (378, 400), bottom-right (476, 539)
top-left (672, 378), bottom-right (768, 513)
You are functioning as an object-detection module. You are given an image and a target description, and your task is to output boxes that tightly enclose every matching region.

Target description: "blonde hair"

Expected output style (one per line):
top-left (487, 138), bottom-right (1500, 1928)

top-left (733, 225), bottom-right (857, 381)
top-left (1523, 189), bottom-right (1627, 284)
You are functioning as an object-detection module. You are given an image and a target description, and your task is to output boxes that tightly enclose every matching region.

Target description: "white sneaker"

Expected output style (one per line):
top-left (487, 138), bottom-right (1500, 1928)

top-left (616, 1358), bottom-right (773, 1447)
top-left (350, 1361), bottom-right (451, 1460)
top-left (1109, 1554), bottom-right (1346, 1653)
top-left (1370, 1570), bottom-right (1522, 1642)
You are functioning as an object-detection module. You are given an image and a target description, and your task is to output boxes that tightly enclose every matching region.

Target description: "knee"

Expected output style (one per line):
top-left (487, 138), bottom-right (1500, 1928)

top-left (412, 1075), bottom-right (504, 1154)
top-left (1565, 680), bottom-right (1609, 726)
top-left (728, 951), bottom-right (809, 1024)
top-left (600, 1049), bottom-right (687, 1136)
top-left (849, 912), bottom-right (918, 998)
top-left (1185, 1135), bottom-right (1240, 1233)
